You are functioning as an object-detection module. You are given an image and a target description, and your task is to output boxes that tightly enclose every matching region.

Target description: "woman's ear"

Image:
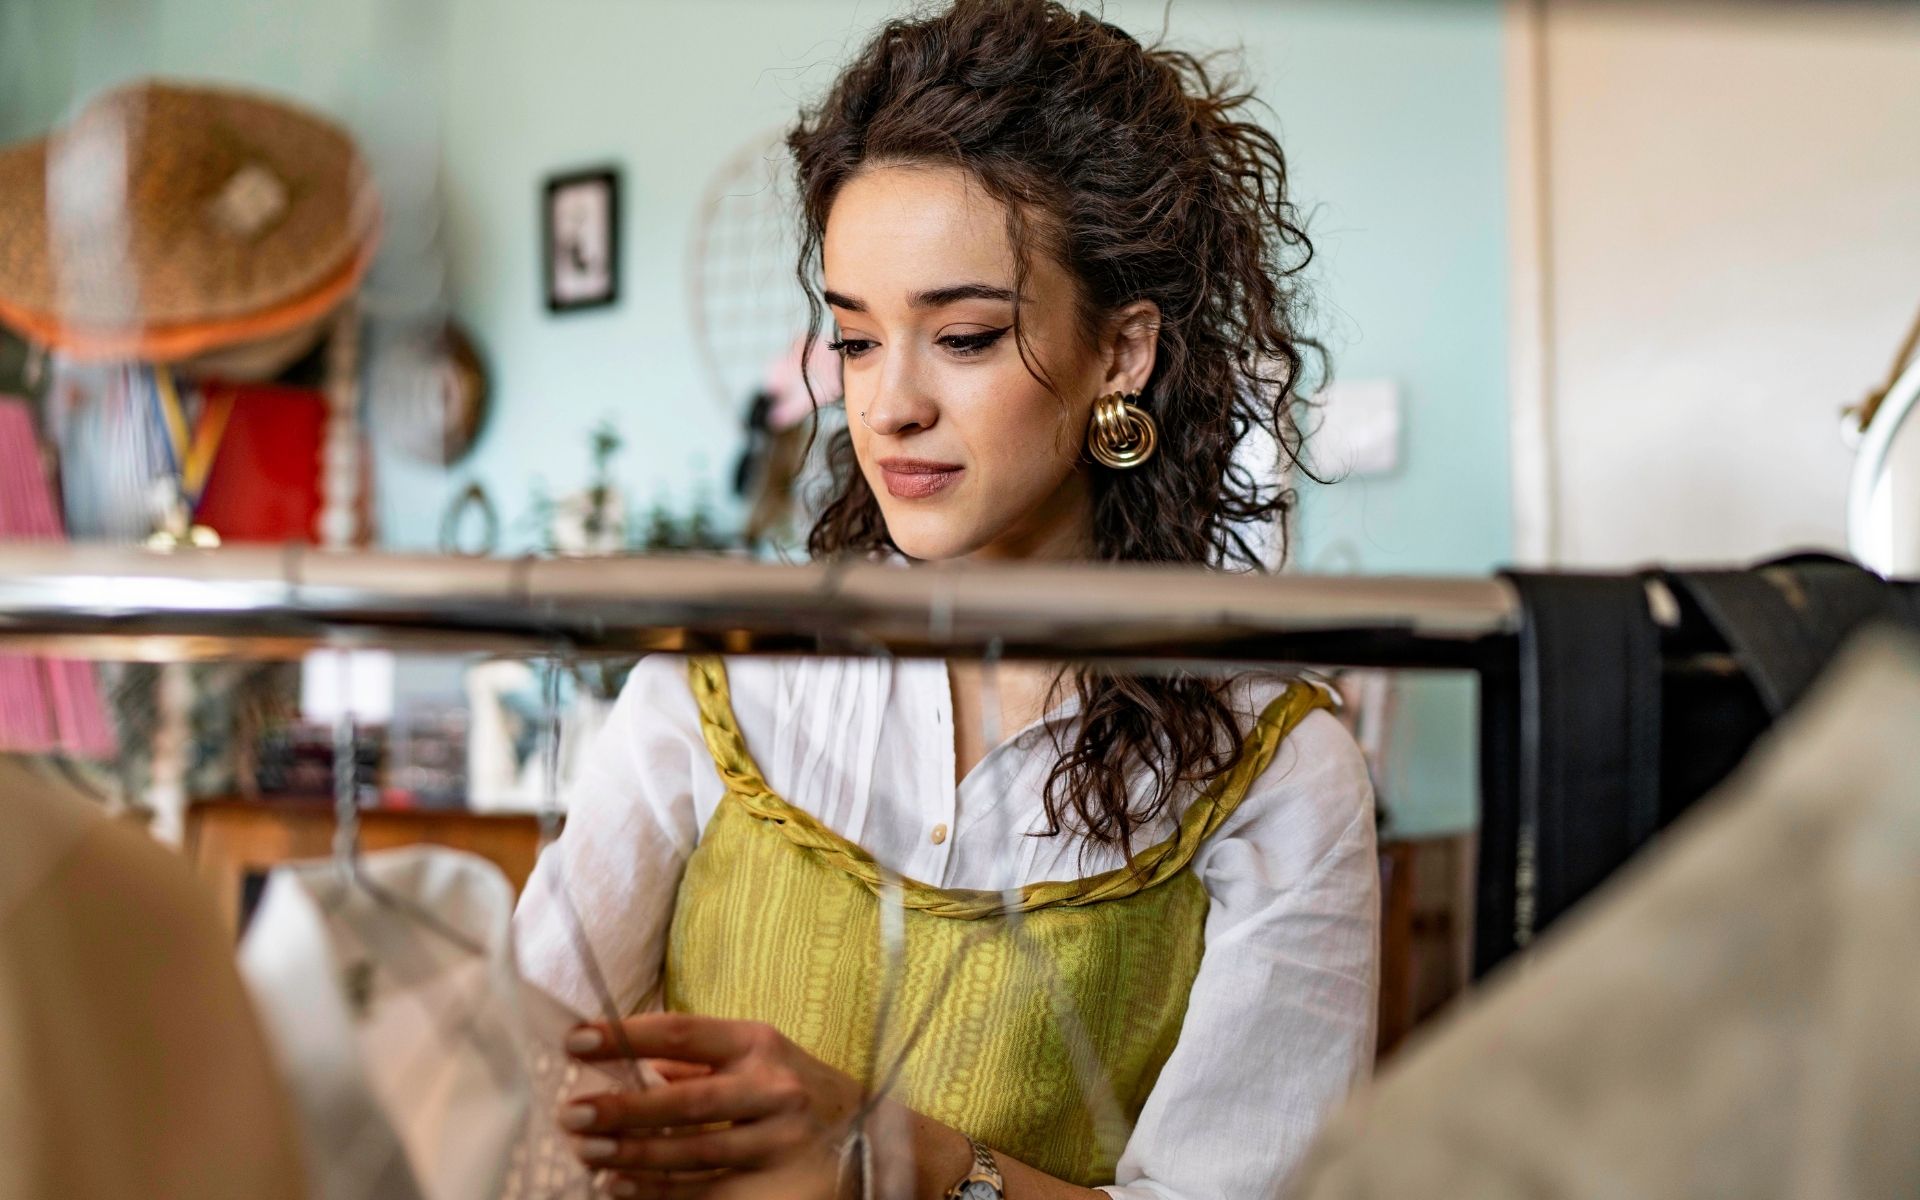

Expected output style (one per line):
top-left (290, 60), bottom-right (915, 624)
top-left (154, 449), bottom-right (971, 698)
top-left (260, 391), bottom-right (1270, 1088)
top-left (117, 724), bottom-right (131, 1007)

top-left (1102, 300), bottom-right (1161, 395)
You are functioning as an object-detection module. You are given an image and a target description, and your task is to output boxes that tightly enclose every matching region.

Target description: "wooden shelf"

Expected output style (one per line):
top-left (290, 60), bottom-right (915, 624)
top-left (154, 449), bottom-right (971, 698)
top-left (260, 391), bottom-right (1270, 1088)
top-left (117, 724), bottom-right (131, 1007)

top-left (184, 798), bottom-right (547, 936)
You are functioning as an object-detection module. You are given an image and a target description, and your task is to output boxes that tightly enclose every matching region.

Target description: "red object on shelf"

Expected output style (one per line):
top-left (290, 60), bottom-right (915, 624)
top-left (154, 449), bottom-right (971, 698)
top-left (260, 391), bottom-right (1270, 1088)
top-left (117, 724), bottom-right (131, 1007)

top-left (192, 382), bottom-right (327, 543)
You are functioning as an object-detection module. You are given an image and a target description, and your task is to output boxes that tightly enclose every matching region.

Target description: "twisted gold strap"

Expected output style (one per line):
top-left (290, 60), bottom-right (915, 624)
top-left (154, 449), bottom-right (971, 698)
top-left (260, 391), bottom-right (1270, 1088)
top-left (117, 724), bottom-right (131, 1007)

top-left (684, 655), bottom-right (1329, 918)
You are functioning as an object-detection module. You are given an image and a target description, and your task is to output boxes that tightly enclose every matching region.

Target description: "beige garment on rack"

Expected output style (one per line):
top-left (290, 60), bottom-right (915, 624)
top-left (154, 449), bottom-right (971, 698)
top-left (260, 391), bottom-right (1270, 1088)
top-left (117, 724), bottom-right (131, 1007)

top-left (1289, 626), bottom-right (1920, 1199)
top-left (0, 758), bottom-right (306, 1200)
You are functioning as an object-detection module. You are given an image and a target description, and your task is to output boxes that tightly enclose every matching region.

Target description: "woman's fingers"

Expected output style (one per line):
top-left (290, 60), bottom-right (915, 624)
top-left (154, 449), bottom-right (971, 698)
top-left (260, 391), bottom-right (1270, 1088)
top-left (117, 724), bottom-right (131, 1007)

top-left (573, 1113), bottom-right (816, 1173)
top-left (561, 1071), bottom-right (805, 1134)
top-left (600, 1168), bottom-right (729, 1200)
top-left (568, 1013), bottom-right (774, 1067)
top-left (646, 1057), bottom-right (711, 1083)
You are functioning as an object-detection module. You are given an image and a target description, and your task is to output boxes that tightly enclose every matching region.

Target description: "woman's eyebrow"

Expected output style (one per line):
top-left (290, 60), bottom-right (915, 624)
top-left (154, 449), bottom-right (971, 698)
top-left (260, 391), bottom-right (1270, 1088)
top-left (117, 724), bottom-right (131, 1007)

top-left (822, 283), bottom-right (1016, 314)
top-left (911, 282), bottom-right (1015, 308)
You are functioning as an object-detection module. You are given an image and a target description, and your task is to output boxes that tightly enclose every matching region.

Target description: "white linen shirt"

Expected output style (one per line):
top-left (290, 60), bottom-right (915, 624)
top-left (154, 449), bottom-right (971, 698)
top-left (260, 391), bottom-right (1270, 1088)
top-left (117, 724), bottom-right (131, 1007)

top-left (514, 653), bottom-right (1379, 1200)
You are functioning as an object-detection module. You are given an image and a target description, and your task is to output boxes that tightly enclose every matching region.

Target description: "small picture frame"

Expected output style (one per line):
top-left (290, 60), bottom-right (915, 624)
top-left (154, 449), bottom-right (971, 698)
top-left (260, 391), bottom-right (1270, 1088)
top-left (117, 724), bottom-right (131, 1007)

top-left (543, 167), bottom-right (620, 313)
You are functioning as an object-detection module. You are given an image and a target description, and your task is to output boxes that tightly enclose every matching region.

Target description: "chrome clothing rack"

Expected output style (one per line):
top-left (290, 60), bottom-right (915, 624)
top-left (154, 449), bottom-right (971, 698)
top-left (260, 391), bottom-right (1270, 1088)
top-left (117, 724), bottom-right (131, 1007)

top-left (7, 544), bottom-right (1906, 980)
top-left (0, 544), bottom-right (1515, 668)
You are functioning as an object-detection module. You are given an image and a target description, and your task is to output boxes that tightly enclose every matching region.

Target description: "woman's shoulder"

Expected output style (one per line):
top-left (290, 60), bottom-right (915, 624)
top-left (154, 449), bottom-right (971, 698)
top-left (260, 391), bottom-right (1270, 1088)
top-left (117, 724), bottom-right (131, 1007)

top-left (611, 653), bottom-right (774, 739)
top-left (1231, 671), bottom-right (1364, 773)
top-left (616, 653), bottom-right (899, 747)
top-left (1231, 670), bottom-right (1333, 724)
top-left (611, 652), bottom-right (700, 720)
top-left (1211, 671), bottom-right (1376, 875)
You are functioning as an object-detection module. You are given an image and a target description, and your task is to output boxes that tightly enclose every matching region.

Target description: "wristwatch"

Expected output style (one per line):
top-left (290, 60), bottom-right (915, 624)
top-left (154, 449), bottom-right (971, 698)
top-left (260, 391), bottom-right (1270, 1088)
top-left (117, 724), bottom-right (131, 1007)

top-left (945, 1137), bottom-right (1005, 1199)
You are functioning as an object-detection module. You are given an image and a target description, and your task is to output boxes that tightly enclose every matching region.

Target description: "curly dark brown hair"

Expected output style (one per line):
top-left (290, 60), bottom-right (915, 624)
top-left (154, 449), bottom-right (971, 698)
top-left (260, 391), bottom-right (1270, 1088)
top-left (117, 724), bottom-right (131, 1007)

top-left (791, 0), bottom-right (1323, 857)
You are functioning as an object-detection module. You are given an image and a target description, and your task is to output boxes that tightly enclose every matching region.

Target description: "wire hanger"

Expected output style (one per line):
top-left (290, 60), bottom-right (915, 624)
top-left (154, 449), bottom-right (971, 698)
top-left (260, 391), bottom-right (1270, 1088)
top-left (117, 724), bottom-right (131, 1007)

top-left (311, 646), bottom-right (526, 1200)
top-left (829, 623), bottom-right (1007, 1198)
top-left (970, 638), bottom-right (1130, 1162)
top-left (529, 647), bottom-right (662, 1100)
top-left (323, 646), bottom-right (486, 957)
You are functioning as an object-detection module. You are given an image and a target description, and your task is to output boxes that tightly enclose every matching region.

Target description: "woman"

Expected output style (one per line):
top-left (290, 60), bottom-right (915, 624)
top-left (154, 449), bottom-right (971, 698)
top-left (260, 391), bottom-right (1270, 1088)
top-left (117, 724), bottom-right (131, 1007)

top-left (515, 2), bottom-right (1378, 1197)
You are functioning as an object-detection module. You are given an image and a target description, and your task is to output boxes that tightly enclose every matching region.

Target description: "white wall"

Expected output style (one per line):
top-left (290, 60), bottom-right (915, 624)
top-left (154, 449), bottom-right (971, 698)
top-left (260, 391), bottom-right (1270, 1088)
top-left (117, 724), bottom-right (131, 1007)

top-left (1517, 1), bottom-right (1920, 569)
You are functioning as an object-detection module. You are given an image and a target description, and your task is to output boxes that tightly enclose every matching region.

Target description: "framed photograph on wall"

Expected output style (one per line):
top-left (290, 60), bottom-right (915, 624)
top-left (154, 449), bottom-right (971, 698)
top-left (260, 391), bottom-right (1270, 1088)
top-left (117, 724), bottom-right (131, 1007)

top-left (543, 167), bottom-right (620, 313)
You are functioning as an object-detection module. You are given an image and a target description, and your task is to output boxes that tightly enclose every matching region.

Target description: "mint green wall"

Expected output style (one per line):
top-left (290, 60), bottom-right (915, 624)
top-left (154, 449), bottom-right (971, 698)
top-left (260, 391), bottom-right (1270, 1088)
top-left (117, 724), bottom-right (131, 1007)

top-left (418, 0), bottom-right (896, 549)
top-left (2, 0), bottom-right (1504, 834)
top-left (1106, 1), bottom-right (1514, 579)
top-left (0, 1), bottom-right (87, 140)
top-left (1105, 1), bottom-right (1511, 837)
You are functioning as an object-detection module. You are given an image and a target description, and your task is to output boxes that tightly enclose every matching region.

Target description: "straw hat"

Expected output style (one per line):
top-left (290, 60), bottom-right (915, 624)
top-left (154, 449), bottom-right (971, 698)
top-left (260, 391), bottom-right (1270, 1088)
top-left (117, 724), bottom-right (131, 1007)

top-left (0, 79), bottom-right (380, 362)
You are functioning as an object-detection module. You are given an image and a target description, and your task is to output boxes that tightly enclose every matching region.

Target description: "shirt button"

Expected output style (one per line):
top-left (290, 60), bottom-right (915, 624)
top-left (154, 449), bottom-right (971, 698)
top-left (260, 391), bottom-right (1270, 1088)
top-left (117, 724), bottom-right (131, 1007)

top-left (930, 823), bottom-right (948, 845)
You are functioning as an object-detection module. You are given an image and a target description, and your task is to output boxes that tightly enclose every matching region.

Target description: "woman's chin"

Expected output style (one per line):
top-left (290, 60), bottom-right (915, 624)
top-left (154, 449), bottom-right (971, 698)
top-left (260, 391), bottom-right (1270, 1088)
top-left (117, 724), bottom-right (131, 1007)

top-left (884, 514), bottom-right (982, 563)
top-left (890, 534), bottom-right (975, 563)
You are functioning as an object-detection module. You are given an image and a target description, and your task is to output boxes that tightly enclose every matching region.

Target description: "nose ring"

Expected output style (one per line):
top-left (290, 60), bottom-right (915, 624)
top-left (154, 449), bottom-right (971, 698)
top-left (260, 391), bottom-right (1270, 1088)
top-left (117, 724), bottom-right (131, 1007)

top-left (858, 410), bottom-right (874, 432)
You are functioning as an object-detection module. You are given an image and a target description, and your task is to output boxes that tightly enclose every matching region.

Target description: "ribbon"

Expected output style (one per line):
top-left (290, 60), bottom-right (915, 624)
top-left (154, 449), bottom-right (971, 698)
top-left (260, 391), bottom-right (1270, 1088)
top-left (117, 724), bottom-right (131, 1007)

top-left (151, 366), bottom-right (236, 514)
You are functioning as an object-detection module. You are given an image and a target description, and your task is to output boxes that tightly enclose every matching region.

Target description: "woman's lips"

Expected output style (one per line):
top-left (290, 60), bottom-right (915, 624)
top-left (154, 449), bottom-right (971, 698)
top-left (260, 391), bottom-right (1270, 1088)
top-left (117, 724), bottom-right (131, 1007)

top-left (877, 458), bottom-right (964, 500)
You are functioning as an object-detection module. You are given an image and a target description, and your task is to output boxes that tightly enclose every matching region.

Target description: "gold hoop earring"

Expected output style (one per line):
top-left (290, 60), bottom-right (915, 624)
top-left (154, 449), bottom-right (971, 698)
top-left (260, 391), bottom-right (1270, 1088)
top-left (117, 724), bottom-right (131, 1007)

top-left (1087, 391), bottom-right (1157, 469)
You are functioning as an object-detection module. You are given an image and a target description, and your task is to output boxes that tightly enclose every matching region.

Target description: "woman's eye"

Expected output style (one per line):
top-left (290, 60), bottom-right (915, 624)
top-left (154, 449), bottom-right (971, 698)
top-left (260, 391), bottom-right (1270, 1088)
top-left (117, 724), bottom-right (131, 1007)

top-left (826, 338), bottom-right (875, 359)
top-left (938, 326), bottom-right (1010, 357)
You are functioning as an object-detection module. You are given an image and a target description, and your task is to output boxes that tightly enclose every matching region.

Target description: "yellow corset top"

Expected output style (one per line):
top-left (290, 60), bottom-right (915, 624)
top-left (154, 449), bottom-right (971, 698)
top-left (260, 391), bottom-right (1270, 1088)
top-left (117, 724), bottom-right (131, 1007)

top-left (663, 658), bottom-right (1330, 1186)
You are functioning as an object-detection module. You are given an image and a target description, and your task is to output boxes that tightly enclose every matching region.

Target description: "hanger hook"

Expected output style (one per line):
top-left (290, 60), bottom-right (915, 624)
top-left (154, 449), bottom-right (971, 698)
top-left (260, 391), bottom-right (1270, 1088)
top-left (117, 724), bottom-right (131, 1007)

top-left (929, 569), bottom-right (956, 645)
top-left (536, 643), bottom-right (568, 850)
top-left (328, 648), bottom-right (362, 876)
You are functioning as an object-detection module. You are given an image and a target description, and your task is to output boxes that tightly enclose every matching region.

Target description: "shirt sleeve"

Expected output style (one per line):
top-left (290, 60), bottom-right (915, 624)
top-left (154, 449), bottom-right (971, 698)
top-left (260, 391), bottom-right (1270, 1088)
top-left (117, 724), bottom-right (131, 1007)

top-left (1100, 708), bottom-right (1381, 1200)
top-left (513, 653), bottom-right (705, 1016)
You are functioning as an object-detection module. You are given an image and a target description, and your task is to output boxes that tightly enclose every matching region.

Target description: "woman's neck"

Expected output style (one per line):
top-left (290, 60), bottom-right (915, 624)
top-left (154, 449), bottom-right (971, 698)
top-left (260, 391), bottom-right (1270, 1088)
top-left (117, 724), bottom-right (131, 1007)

top-left (948, 472), bottom-right (1090, 780)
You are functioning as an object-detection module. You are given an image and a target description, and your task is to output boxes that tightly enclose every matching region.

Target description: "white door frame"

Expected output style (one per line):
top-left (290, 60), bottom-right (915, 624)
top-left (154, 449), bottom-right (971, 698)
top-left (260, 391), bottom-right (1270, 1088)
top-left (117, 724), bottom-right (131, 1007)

top-left (1504, 0), bottom-right (1557, 568)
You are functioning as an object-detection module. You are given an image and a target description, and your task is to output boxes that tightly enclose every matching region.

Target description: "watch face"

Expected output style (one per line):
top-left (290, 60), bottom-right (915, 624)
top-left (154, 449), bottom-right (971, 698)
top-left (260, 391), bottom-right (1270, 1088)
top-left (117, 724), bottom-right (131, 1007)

top-left (960, 1183), bottom-right (1001, 1200)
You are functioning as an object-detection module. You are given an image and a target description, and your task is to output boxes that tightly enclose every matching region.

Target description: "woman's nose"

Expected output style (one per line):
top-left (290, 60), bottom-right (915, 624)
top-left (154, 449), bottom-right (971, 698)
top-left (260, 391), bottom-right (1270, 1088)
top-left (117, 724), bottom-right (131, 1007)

top-left (859, 373), bottom-right (938, 436)
top-left (860, 402), bottom-right (931, 436)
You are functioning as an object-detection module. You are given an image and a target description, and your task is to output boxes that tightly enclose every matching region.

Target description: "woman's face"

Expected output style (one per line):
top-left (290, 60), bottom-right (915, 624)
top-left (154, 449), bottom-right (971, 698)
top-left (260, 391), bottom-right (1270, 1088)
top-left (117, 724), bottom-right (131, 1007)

top-left (822, 162), bottom-right (1154, 562)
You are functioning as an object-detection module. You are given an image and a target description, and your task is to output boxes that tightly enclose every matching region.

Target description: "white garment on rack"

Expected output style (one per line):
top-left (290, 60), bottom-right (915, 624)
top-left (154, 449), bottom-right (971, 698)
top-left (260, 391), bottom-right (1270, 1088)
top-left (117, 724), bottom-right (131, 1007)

top-left (517, 654), bottom-right (1381, 1200)
top-left (241, 845), bottom-right (625, 1200)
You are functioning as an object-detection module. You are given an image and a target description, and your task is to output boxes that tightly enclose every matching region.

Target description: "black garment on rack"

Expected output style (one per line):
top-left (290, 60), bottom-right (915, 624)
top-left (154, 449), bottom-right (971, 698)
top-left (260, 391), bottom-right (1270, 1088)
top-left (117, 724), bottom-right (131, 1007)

top-left (1497, 573), bottom-right (1664, 948)
top-left (1664, 553), bottom-right (1920, 717)
top-left (1478, 555), bottom-right (1920, 976)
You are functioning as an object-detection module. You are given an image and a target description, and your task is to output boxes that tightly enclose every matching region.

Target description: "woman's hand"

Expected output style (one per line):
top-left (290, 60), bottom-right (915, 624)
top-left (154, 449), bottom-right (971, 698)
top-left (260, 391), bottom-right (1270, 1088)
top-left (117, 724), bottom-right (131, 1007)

top-left (558, 1012), bottom-right (865, 1195)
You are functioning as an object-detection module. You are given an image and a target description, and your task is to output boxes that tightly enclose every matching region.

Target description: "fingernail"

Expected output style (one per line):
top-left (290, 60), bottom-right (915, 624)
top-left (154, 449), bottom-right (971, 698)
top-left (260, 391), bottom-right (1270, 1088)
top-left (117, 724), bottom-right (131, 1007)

top-left (558, 1103), bottom-right (596, 1131)
top-left (565, 1027), bottom-right (605, 1054)
top-left (610, 1181), bottom-right (639, 1199)
top-left (579, 1137), bottom-right (619, 1162)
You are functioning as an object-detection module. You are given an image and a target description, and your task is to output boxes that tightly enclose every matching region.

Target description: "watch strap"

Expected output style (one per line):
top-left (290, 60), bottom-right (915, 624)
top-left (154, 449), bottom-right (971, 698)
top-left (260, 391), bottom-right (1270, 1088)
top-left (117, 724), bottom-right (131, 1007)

top-left (943, 1136), bottom-right (1004, 1198)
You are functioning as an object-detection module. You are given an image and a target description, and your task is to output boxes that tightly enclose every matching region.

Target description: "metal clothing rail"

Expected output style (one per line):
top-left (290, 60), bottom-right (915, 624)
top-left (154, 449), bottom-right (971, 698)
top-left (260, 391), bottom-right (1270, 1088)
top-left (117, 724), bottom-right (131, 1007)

top-left (0, 542), bottom-right (1537, 973)
top-left (0, 544), bottom-right (1519, 669)
top-left (20, 543), bottom-right (1880, 986)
